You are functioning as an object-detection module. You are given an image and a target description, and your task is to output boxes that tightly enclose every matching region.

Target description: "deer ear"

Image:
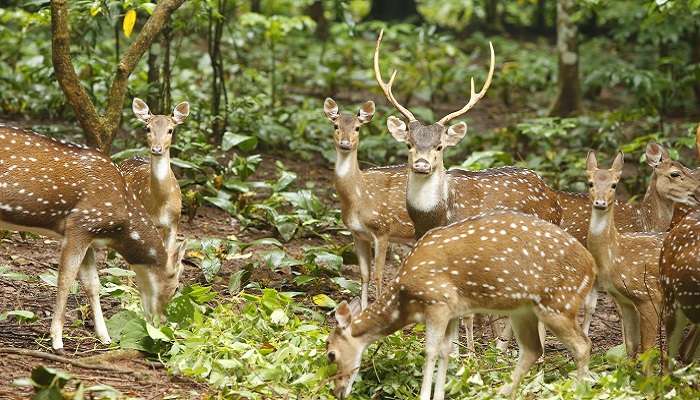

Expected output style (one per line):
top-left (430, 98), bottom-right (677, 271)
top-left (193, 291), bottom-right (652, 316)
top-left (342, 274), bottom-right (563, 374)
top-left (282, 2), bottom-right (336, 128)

top-left (348, 297), bottom-right (362, 315)
top-left (132, 98), bottom-right (152, 123)
top-left (612, 151), bottom-right (624, 172)
top-left (645, 142), bottom-right (664, 168)
top-left (335, 301), bottom-right (353, 329)
top-left (357, 101), bottom-right (375, 124)
top-left (445, 122), bottom-right (467, 147)
top-left (387, 116), bottom-right (408, 143)
top-left (586, 151), bottom-right (598, 172)
top-left (172, 102), bottom-right (190, 125)
top-left (324, 98), bottom-right (339, 122)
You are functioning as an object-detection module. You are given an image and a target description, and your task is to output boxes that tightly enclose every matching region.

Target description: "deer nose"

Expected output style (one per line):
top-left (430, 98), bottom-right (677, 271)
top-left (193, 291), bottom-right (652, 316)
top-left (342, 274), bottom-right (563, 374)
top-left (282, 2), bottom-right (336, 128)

top-left (338, 140), bottom-right (352, 150)
top-left (593, 199), bottom-right (608, 210)
top-left (333, 385), bottom-right (347, 399)
top-left (150, 145), bottom-right (163, 155)
top-left (412, 159), bottom-right (431, 174)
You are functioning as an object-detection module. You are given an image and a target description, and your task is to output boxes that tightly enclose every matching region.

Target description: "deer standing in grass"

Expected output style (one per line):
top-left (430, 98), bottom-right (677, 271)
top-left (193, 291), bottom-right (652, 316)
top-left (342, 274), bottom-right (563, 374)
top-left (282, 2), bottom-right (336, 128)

top-left (323, 98), bottom-right (414, 308)
top-left (326, 211), bottom-right (594, 400)
top-left (561, 143), bottom-right (700, 334)
top-left (374, 29), bottom-right (562, 351)
top-left (118, 98), bottom-right (189, 252)
top-left (0, 125), bottom-right (185, 351)
top-left (585, 151), bottom-right (674, 357)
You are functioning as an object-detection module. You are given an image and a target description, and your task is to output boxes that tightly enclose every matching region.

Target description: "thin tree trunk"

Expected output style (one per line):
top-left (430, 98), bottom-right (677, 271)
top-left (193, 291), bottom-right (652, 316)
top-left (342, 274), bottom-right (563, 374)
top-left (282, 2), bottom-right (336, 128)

top-left (549, 0), bottom-right (581, 117)
top-left (146, 46), bottom-right (161, 113)
top-left (208, 0), bottom-right (228, 141)
top-left (368, 0), bottom-right (420, 22)
top-left (484, 0), bottom-right (503, 33)
top-left (307, 1), bottom-right (328, 40)
top-left (692, 28), bottom-right (700, 109)
top-left (161, 20), bottom-right (173, 115)
top-left (51, 0), bottom-right (186, 152)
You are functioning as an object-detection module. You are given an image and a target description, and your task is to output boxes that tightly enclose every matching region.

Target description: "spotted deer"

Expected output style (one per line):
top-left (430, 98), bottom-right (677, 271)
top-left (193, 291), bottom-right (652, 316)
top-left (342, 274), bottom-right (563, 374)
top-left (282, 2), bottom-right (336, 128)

top-left (323, 98), bottom-right (414, 308)
top-left (117, 98), bottom-right (189, 252)
top-left (0, 126), bottom-right (185, 351)
top-left (559, 143), bottom-right (700, 335)
top-left (559, 142), bottom-right (700, 245)
top-left (585, 151), bottom-right (671, 357)
top-left (374, 29), bottom-right (562, 351)
top-left (326, 211), bottom-right (594, 400)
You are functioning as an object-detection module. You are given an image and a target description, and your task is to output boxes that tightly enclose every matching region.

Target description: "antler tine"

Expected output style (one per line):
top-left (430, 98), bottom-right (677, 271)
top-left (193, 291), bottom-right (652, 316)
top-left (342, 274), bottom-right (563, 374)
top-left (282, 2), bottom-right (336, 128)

top-left (437, 41), bottom-right (496, 126)
top-left (373, 29), bottom-right (416, 122)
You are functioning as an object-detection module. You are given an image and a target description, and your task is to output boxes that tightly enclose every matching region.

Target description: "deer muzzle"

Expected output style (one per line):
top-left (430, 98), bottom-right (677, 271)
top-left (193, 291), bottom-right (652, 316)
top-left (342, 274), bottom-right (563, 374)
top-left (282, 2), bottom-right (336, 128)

top-left (412, 159), bottom-right (431, 174)
top-left (593, 199), bottom-right (608, 210)
top-left (338, 140), bottom-right (352, 151)
top-left (151, 145), bottom-right (164, 155)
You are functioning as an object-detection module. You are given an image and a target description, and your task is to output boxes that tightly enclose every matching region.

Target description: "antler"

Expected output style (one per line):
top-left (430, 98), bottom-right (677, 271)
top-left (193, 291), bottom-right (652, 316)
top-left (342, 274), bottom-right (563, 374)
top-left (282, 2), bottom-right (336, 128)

top-left (373, 29), bottom-right (417, 122)
top-left (437, 42), bottom-right (495, 126)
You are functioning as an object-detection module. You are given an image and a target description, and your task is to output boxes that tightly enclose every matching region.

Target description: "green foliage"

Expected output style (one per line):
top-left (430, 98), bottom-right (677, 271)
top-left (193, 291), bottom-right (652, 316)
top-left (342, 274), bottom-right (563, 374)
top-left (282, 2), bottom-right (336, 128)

top-left (13, 365), bottom-right (122, 400)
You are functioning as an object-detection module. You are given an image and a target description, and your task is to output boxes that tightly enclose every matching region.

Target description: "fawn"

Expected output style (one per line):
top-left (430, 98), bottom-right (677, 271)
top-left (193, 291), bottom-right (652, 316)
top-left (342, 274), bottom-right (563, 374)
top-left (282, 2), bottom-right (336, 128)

top-left (323, 98), bottom-right (414, 308)
top-left (585, 151), bottom-right (671, 357)
top-left (0, 125), bottom-right (185, 350)
top-left (374, 29), bottom-right (561, 351)
top-left (326, 210), bottom-right (594, 400)
top-left (118, 98), bottom-right (189, 252)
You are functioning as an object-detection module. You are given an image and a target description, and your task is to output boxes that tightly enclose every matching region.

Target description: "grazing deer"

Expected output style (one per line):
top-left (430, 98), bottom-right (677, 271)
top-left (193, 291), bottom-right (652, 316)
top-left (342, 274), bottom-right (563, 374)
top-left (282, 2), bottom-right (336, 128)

top-left (374, 29), bottom-right (561, 351)
top-left (326, 211), bottom-right (594, 400)
top-left (323, 98), bottom-right (414, 308)
top-left (0, 126), bottom-right (185, 351)
top-left (585, 151), bottom-right (668, 357)
top-left (559, 142), bottom-right (700, 245)
top-left (118, 98), bottom-right (189, 252)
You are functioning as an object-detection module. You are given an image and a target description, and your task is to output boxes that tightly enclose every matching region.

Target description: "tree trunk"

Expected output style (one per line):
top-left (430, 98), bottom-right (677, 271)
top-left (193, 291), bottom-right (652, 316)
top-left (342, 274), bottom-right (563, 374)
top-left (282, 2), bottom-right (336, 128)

top-left (208, 0), bottom-right (228, 141)
top-left (692, 28), bottom-right (700, 109)
top-left (161, 20), bottom-right (173, 116)
top-left (307, 0), bottom-right (328, 40)
top-left (51, 0), bottom-right (186, 152)
top-left (549, 0), bottom-right (581, 117)
top-left (534, 0), bottom-right (547, 34)
top-left (368, 0), bottom-right (420, 22)
top-left (484, 0), bottom-right (503, 33)
top-left (146, 46), bottom-right (161, 114)
top-left (251, 0), bottom-right (261, 13)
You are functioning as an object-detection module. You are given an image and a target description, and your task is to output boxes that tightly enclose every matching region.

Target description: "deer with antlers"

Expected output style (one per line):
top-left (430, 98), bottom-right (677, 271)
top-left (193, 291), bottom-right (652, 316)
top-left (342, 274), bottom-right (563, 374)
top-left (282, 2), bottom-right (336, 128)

top-left (584, 151), bottom-right (675, 357)
top-left (0, 125), bottom-right (185, 351)
top-left (118, 98), bottom-right (189, 252)
top-left (326, 210), bottom-right (594, 400)
top-left (374, 30), bottom-right (562, 351)
top-left (323, 98), bottom-right (415, 308)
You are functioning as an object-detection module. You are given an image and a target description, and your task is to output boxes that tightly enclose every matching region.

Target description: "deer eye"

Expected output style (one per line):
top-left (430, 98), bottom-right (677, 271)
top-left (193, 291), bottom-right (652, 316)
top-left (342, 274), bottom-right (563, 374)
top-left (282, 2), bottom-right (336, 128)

top-left (611, 183), bottom-right (617, 189)
top-left (355, 126), bottom-right (360, 132)
top-left (145, 126), bottom-right (151, 132)
top-left (407, 143), bottom-right (413, 150)
top-left (587, 182), bottom-right (593, 188)
top-left (327, 351), bottom-right (336, 362)
top-left (436, 145), bottom-right (443, 151)
top-left (168, 129), bottom-right (173, 134)
top-left (671, 171), bottom-right (681, 178)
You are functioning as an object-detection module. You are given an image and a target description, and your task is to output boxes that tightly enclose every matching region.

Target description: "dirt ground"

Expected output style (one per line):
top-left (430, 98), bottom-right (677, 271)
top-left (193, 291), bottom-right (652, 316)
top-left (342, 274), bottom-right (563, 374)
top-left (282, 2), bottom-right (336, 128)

top-left (0, 153), bottom-right (626, 399)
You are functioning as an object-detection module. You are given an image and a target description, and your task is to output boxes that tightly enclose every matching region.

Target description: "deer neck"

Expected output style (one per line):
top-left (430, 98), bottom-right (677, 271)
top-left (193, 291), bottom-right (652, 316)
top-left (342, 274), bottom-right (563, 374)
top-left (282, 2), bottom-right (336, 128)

top-left (150, 153), bottom-right (174, 198)
top-left (350, 283), bottom-right (411, 343)
top-left (640, 174), bottom-right (673, 231)
top-left (587, 205), bottom-right (620, 273)
top-left (406, 165), bottom-right (449, 238)
top-left (334, 149), bottom-right (363, 205)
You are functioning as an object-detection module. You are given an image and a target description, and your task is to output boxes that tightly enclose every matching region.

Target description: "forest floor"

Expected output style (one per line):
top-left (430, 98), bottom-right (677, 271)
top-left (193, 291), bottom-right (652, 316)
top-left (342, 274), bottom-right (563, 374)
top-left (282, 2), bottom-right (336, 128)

top-left (0, 152), bottom-right (627, 399)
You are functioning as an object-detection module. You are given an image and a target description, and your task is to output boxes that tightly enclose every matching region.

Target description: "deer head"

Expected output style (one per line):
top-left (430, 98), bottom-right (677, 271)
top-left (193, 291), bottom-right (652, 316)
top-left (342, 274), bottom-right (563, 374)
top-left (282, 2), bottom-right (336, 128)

top-left (134, 240), bottom-right (187, 320)
top-left (326, 299), bottom-right (364, 399)
top-left (585, 151), bottom-right (624, 211)
top-left (323, 98), bottom-right (375, 152)
top-left (374, 30), bottom-right (494, 175)
top-left (645, 142), bottom-right (700, 207)
top-left (132, 98), bottom-right (190, 156)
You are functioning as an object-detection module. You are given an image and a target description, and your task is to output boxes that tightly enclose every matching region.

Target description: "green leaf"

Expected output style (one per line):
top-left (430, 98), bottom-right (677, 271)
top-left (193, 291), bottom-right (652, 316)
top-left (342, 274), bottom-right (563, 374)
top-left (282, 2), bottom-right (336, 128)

top-left (222, 132), bottom-right (258, 152)
top-left (4, 310), bottom-right (37, 322)
top-left (312, 294), bottom-right (337, 309)
top-left (170, 157), bottom-right (201, 170)
top-left (270, 309), bottom-right (289, 326)
top-left (146, 323), bottom-right (171, 342)
top-left (122, 9), bottom-right (136, 38)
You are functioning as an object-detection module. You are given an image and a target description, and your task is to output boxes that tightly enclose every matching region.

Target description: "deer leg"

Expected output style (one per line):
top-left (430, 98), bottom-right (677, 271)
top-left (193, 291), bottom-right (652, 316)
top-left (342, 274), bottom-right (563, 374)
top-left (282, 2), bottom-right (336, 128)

top-left (78, 247), bottom-right (110, 344)
top-left (537, 309), bottom-right (591, 380)
top-left (459, 315), bottom-right (475, 355)
top-left (353, 234), bottom-right (372, 309)
top-left (372, 235), bottom-right (389, 296)
top-left (582, 289), bottom-right (598, 336)
top-left (680, 325), bottom-right (700, 363)
top-left (637, 301), bottom-right (660, 355)
top-left (665, 307), bottom-right (688, 362)
top-left (496, 319), bottom-right (513, 352)
top-left (617, 300), bottom-right (640, 357)
top-left (434, 318), bottom-right (459, 400)
top-left (51, 236), bottom-right (90, 351)
top-left (420, 311), bottom-right (449, 400)
top-left (498, 311), bottom-right (542, 398)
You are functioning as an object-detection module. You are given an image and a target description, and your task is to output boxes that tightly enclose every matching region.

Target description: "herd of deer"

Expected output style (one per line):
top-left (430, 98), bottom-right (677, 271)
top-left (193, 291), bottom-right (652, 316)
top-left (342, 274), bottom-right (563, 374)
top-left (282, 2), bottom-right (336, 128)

top-left (1, 31), bottom-right (700, 399)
